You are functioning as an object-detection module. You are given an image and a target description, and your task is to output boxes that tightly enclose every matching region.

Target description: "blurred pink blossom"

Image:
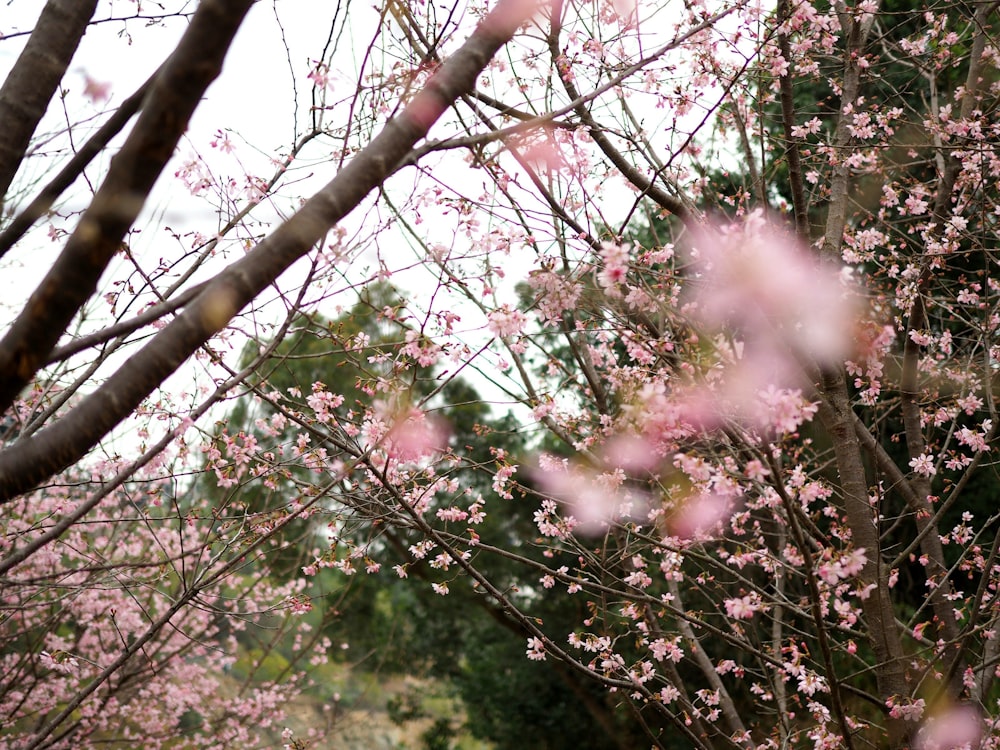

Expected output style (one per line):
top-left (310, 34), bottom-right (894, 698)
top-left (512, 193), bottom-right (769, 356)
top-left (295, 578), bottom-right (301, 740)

top-left (482, 0), bottom-right (545, 33)
top-left (668, 492), bottom-right (732, 539)
top-left (533, 453), bottom-right (647, 535)
top-left (82, 74), bottom-right (111, 103)
top-left (676, 211), bottom-right (859, 434)
top-left (690, 212), bottom-right (857, 365)
top-left (386, 408), bottom-right (450, 461)
top-left (601, 433), bottom-right (662, 473)
top-left (515, 128), bottom-right (566, 173)
top-left (914, 705), bottom-right (982, 750)
top-left (610, 0), bottom-right (638, 26)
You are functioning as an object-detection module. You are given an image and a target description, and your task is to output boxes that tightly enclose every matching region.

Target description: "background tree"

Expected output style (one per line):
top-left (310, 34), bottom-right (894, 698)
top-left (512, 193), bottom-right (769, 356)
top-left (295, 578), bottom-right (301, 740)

top-left (211, 282), bottom-right (642, 747)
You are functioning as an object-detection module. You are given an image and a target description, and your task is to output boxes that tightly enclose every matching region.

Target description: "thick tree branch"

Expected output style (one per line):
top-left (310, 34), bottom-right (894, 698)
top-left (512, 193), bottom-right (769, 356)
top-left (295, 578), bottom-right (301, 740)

top-left (892, 5), bottom-right (998, 695)
top-left (776, 0), bottom-right (808, 239)
top-left (0, 0), bottom-right (545, 502)
top-left (930, 1), bottom-right (996, 222)
top-left (820, 6), bottom-right (876, 258)
top-left (0, 68), bottom-right (158, 261)
top-left (814, 10), bottom-right (909, 744)
top-left (665, 578), bottom-right (750, 745)
top-left (0, 0), bottom-right (255, 415)
top-left (818, 372), bottom-right (908, 746)
top-left (44, 282), bottom-right (207, 365)
top-left (0, 0), bottom-right (99, 202)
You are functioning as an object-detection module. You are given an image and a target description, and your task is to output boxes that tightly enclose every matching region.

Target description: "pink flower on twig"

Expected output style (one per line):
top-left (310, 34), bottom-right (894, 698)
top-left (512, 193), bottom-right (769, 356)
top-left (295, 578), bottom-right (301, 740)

top-left (82, 75), bottom-right (112, 103)
top-left (672, 211), bottom-right (860, 434)
top-left (386, 408), bottom-right (450, 461)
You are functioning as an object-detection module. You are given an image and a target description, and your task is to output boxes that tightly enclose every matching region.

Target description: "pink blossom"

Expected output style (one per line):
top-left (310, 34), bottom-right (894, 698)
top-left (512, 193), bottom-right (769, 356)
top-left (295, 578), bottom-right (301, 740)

top-left (796, 670), bottom-right (828, 696)
top-left (527, 268), bottom-right (582, 323)
top-left (817, 548), bottom-right (868, 584)
top-left (909, 453), bottom-right (937, 478)
top-left (436, 506), bottom-right (469, 523)
top-left (724, 594), bottom-right (761, 620)
top-left (649, 637), bottom-right (684, 663)
top-left (287, 597), bottom-right (313, 615)
top-left (957, 424), bottom-right (991, 453)
top-left (957, 393), bottom-right (983, 415)
top-left (839, 548), bottom-right (868, 578)
top-left (487, 305), bottom-right (528, 338)
top-left (39, 650), bottom-right (79, 675)
top-left (660, 685), bottom-right (680, 704)
top-left (597, 241), bottom-right (631, 297)
top-left (791, 117), bottom-right (823, 138)
top-left (307, 62), bottom-right (331, 89)
top-left (914, 706), bottom-right (982, 750)
top-left (887, 697), bottom-right (926, 722)
top-left (624, 569), bottom-right (652, 589)
top-left (492, 461), bottom-right (517, 499)
top-left (905, 194), bottom-right (930, 215)
top-left (526, 637), bottom-right (547, 661)
top-left (210, 129), bottom-right (234, 153)
top-left (307, 383), bottom-right (345, 423)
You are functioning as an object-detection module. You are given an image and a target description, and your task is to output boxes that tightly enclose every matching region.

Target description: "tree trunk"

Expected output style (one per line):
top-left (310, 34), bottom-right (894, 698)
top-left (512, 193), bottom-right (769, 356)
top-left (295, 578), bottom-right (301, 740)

top-left (0, 0), bottom-right (99, 201)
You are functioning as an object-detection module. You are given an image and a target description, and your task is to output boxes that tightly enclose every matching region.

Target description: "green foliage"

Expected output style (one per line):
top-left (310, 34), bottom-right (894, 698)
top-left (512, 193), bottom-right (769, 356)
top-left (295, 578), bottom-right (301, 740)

top-left (421, 718), bottom-right (458, 750)
top-left (231, 646), bottom-right (291, 683)
top-left (455, 617), bottom-right (635, 750)
top-left (208, 283), bottom-right (644, 748)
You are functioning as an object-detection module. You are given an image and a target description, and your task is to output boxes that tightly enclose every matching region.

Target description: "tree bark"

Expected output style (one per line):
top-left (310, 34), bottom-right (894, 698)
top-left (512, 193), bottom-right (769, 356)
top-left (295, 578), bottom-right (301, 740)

top-left (0, 0), bottom-right (541, 502)
top-left (819, 372), bottom-right (908, 746)
top-left (0, 0), bottom-right (99, 202)
top-left (0, 0), bottom-right (255, 415)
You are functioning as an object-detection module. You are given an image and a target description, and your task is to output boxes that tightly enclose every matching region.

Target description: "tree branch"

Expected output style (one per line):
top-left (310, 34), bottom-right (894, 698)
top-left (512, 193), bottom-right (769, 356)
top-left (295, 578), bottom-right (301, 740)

top-left (0, 0), bottom-right (545, 502)
top-left (0, 0), bottom-right (256, 414)
top-left (0, 67), bottom-right (158, 261)
top-left (0, 0), bottom-right (99, 201)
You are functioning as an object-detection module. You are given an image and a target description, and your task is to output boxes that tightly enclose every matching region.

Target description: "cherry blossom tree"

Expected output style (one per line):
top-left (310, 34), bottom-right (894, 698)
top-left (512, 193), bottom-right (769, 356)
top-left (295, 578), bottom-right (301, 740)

top-left (3, 0), bottom-right (1000, 748)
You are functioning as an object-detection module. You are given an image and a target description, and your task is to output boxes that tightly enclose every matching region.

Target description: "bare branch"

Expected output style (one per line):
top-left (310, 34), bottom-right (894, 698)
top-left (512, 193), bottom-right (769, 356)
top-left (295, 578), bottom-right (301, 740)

top-left (0, 0), bottom-right (544, 502)
top-left (0, 0), bottom-right (256, 414)
top-left (0, 0), bottom-right (99, 200)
